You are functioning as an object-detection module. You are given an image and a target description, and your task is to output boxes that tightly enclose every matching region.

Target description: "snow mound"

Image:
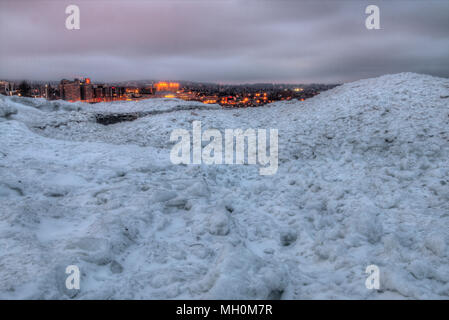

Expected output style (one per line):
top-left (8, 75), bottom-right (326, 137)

top-left (0, 73), bottom-right (448, 299)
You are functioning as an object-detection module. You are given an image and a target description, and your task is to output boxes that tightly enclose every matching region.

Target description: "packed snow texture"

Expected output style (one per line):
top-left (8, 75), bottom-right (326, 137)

top-left (1, 73), bottom-right (449, 299)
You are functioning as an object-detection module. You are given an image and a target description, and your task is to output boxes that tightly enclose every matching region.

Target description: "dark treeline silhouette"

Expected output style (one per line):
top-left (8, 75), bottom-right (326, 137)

top-left (18, 80), bottom-right (31, 97)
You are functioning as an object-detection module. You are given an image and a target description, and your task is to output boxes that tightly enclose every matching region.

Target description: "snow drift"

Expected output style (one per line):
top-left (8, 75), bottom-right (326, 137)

top-left (0, 73), bottom-right (448, 299)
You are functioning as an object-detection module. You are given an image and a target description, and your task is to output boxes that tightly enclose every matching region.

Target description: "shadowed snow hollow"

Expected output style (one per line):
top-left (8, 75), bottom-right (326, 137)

top-left (0, 73), bottom-right (448, 299)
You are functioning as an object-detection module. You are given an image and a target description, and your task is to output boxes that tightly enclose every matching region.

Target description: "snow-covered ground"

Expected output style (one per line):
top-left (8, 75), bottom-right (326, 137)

top-left (1, 72), bottom-right (448, 299)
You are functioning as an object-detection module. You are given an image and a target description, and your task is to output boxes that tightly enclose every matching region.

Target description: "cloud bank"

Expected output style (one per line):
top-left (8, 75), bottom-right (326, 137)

top-left (1, 0), bottom-right (448, 83)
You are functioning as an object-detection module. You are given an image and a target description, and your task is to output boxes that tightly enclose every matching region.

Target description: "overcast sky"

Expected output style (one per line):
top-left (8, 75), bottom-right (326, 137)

top-left (1, 0), bottom-right (448, 83)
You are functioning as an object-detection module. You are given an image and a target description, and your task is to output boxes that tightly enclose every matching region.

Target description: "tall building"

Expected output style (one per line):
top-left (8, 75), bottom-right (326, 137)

top-left (59, 78), bottom-right (93, 102)
top-left (59, 79), bottom-right (81, 102)
top-left (81, 83), bottom-right (94, 101)
top-left (93, 85), bottom-right (103, 100)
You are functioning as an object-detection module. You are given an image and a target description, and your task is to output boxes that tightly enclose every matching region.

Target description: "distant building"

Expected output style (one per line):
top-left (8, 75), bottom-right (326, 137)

top-left (125, 87), bottom-right (139, 94)
top-left (59, 79), bottom-right (81, 102)
top-left (59, 78), bottom-right (95, 102)
top-left (104, 86), bottom-right (113, 98)
top-left (140, 86), bottom-right (154, 95)
top-left (93, 86), bottom-right (103, 99)
top-left (201, 96), bottom-right (218, 104)
top-left (155, 82), bottom-right (180, 92)
top-left (153, 81), bottom-right (180, 98)
top-left (81, 83), bottom-right (94, 101)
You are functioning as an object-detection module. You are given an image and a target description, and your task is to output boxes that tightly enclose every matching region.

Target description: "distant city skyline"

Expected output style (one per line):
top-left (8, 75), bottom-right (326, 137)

top-left (1, 0), bottom-right (449, 84)
top-left (2, 76), bottom-right (333, 107)
top-left (1, 77), bottom-right (338, 86)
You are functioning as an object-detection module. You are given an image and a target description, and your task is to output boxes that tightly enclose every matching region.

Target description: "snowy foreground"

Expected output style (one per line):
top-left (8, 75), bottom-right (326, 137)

top-left (1, 73), bottom-right (449, 299)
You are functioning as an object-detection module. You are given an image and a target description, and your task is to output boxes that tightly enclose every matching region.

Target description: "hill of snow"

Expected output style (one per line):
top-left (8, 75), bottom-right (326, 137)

top-left (0, 73), bottom-right (448, 299)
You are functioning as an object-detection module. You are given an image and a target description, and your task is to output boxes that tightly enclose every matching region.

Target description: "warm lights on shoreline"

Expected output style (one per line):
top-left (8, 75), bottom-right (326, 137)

top-left (155, 81), bottom-right (180, 92)
top-left (6, 77), bottom-right (323, 108)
